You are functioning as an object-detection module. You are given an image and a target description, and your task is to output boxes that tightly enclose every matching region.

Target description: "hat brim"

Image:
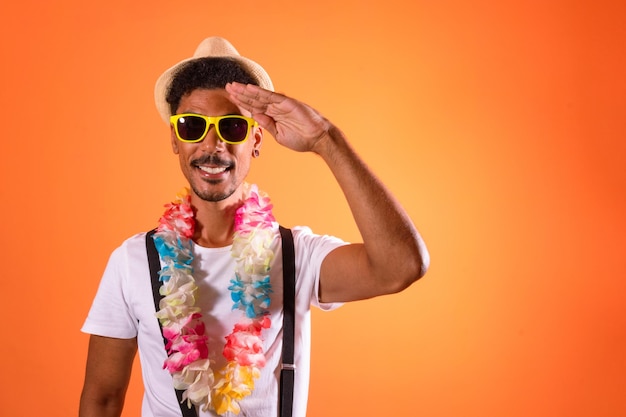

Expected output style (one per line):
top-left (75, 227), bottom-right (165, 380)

top-left (154, 37), bottom-right (274, 123)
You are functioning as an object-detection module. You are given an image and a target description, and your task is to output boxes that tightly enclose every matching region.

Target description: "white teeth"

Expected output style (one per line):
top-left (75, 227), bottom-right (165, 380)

top-left (198, 166), bottom-right (227, 174)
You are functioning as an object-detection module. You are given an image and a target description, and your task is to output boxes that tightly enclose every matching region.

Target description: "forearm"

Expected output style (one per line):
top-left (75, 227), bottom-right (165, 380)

top-left (314, 125), bottom-right (429, 290)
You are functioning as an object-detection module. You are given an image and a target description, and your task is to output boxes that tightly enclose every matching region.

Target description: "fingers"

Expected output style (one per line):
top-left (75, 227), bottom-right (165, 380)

top-left (226, 82), bottom-right (286, 115)
top-left (225, 83), bottom-right (278, 136)
top-left (227, 82), bottom-right (277, 100)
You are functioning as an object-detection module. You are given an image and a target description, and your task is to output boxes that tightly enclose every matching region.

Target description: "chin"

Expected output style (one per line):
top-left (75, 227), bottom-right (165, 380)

top-left (191, 182), bottom-right (238, 203)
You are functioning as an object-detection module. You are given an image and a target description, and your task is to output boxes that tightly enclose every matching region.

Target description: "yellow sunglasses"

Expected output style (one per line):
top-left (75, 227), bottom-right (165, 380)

top-left (170, 114), bottom-right (258, 144)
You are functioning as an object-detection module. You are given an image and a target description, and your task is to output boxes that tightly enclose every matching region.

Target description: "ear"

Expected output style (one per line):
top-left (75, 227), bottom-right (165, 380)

top-left (170, 124), bottom-right (179, 154)
top-left (252, 126), bottom-right (263, 156)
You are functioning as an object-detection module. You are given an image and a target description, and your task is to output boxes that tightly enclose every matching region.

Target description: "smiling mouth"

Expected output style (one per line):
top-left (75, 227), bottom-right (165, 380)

top-left (198, 165), bottom-right (228, 175)
top-left (192, 155), bottom-right (233, 176)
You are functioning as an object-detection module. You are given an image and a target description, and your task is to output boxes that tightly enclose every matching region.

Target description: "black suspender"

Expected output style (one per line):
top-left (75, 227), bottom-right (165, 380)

top-left (278, 226), bottom-right (295, 417)
top-left (146, 227), bottom-right (296, 417)
top-left (146, 229), bottom-right (196, 417)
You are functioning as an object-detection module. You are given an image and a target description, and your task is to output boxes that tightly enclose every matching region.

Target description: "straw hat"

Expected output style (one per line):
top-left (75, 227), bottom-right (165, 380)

top-left (154, 36), bottom-right (274, 123)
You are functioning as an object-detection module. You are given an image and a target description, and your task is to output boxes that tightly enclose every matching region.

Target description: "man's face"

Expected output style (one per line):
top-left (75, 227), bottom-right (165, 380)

top-left (170, 88), bottom-right (262, 203)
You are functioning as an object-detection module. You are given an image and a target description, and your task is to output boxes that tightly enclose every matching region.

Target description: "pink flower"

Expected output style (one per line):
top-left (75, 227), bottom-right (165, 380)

top-left (223, 318), bottom-right (271, 367)
top-left (164, 351), bottom-right (190, 372)
top-left (164, 335), bottom-right (209, 372)
top-left (158, 189), bottom-right (195, 238)
top-left (235, 185), bottom-right (275, 231)
top-left (162, 313), bottom-right (209, 371)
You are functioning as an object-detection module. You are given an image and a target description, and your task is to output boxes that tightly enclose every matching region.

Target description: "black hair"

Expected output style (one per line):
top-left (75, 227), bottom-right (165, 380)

top-left (166, 57), bottom-right (259, 115)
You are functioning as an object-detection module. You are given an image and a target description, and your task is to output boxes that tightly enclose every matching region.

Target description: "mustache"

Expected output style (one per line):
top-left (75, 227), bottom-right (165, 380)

top-left (191, 154), bottom-right (232, 167)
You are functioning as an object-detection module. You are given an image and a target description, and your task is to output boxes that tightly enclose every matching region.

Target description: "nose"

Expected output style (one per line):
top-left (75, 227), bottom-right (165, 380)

top-left (199, 125), bottom-right (225, 152)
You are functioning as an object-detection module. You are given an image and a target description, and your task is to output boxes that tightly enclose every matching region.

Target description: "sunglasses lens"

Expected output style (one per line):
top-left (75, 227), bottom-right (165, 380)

top-left (177, 115), bottom-right (206, 141)
top-left (218, 117), bottom-right (249, 143)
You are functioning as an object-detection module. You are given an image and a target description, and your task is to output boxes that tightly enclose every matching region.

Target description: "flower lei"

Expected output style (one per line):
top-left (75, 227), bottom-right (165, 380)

top-left (153, 183), bottom-right (277, 415)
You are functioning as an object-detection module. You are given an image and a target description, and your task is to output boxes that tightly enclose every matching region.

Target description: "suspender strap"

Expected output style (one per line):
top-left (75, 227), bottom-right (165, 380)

top-left (147, 227), bottom-right (295, 417)
top-left (146, 229), bottom-right (198, 417)
top-left (278, 226), bottom-right (296, 417)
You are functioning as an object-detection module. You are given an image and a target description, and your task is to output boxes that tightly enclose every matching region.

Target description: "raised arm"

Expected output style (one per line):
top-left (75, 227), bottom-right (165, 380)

top-left (79, 335), bottom-right (137, 417)
top-left (226, 82), bottom-right (429, 303)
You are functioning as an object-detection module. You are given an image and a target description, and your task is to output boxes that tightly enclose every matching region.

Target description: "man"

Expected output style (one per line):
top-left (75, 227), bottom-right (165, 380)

top-left (80, 37), bottom-right (429, 417)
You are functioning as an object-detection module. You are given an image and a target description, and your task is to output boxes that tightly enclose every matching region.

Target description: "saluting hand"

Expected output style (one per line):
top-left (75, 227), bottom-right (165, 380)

top-left (226, 82), bottom-right (333, 153)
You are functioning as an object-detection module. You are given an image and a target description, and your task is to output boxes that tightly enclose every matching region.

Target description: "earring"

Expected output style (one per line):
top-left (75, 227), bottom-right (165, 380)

top-left (253, 149), bottom-right (260, 158)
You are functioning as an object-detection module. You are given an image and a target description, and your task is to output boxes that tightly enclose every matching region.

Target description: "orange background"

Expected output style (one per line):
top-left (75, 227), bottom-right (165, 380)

top-left (1, 0), bottom-right (624, 416)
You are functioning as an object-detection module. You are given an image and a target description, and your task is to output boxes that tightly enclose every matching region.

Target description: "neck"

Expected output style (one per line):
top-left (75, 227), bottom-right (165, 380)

top-left (190, 189), bottom-right (243, 248)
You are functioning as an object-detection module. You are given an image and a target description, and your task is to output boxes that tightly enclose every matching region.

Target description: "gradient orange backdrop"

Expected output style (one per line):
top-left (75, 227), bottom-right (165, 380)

top-left (1, 1), bottom-right (624, 416)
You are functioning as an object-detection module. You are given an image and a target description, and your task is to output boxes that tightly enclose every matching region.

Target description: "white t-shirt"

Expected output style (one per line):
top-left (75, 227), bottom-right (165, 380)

top-left (82, 225), bottom-right (347, 417)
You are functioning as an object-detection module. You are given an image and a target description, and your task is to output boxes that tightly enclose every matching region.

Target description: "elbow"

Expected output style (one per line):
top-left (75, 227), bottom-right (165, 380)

top-left (403, 233), bottom-right (430, 285)
top-left (416, 236), bottom-right (430, 279)
top-left (382, 246), bottom-right (430, 295)
top-left (416, 245), bottom-right (430, 279)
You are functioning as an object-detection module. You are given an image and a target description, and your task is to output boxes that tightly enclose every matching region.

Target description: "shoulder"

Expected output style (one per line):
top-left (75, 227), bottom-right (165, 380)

top-left (291, 225), bottom-right (347, 246)
top-left (288, 225), bottom-right (349, 262)
top-left (112, 232), bottom-right (150, 255)
top-left (102, 232), bottom-right (152, 272)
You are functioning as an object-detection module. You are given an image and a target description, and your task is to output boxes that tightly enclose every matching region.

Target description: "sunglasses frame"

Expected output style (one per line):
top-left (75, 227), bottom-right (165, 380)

top-left (170, 113), bottom-right (258, 144)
